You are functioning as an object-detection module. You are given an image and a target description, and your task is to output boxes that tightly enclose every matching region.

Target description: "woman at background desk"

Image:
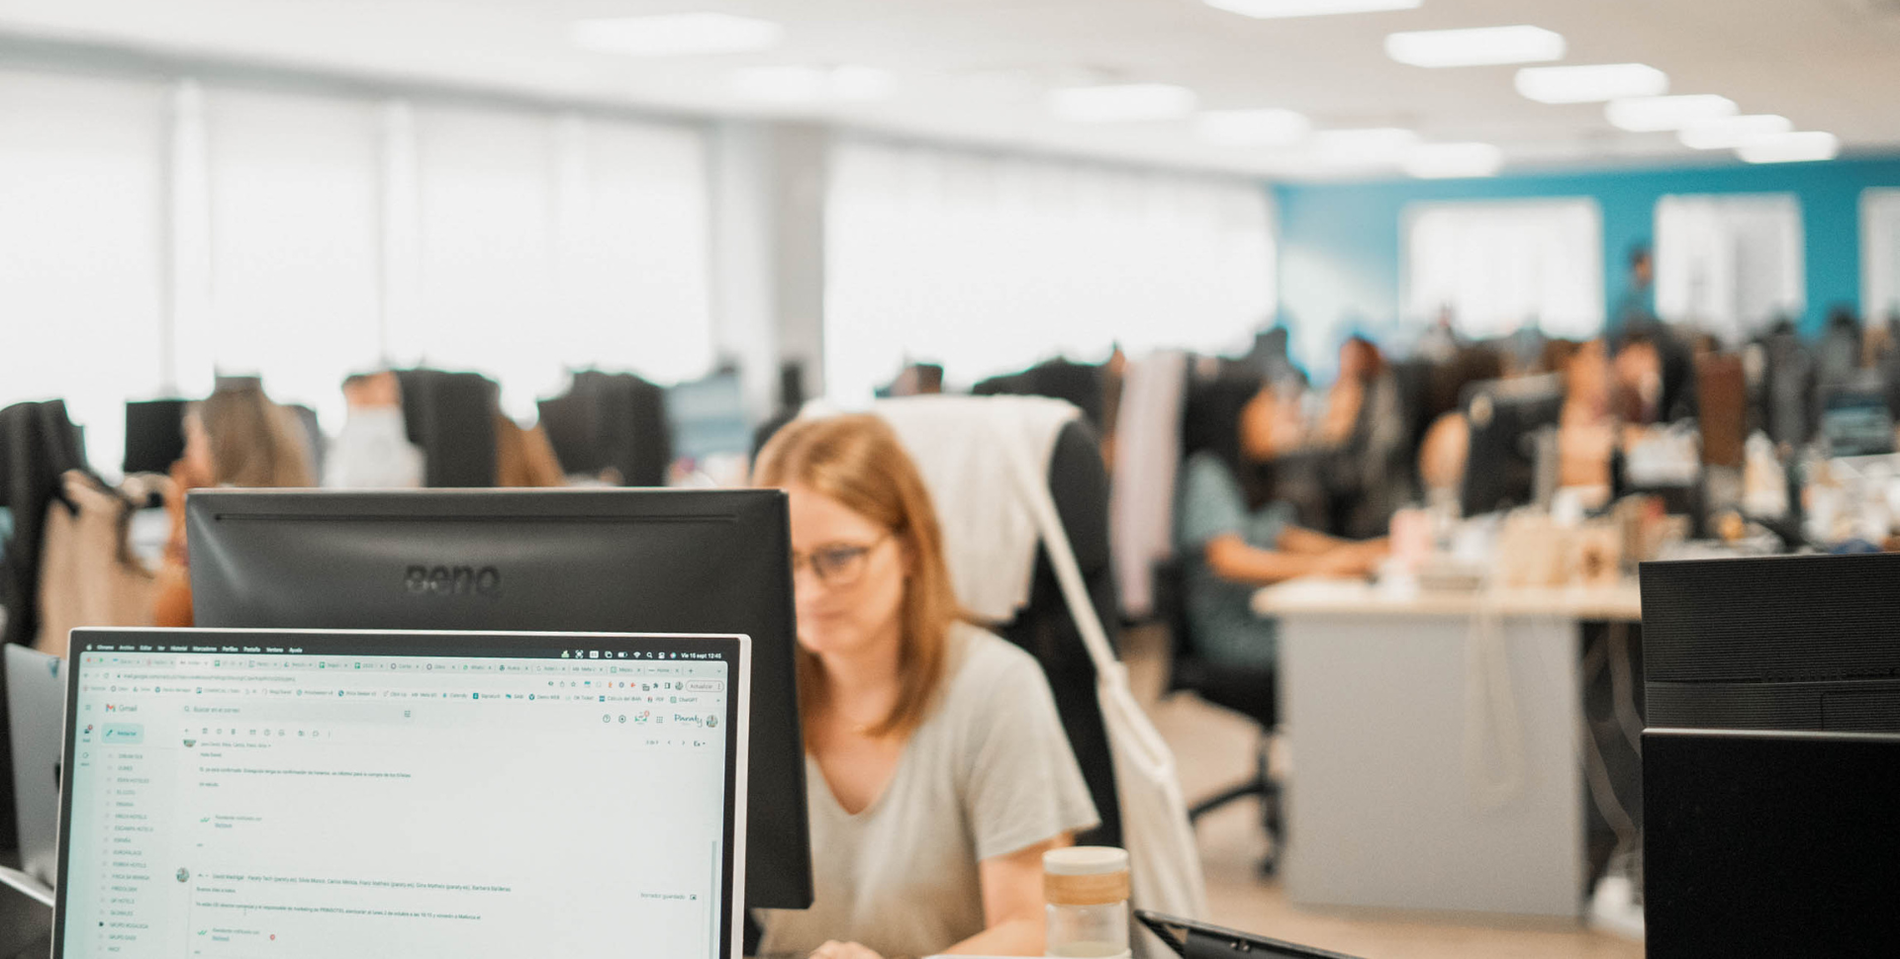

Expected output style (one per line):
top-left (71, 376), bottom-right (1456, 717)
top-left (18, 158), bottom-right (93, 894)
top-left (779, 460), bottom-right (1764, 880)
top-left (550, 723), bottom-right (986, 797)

top-left (753, 415), bottom-right (1098, 959)
top-left (1177, 379), bottom-right (1386, 670)
top-left (153, 385), bottom-right (315, 627)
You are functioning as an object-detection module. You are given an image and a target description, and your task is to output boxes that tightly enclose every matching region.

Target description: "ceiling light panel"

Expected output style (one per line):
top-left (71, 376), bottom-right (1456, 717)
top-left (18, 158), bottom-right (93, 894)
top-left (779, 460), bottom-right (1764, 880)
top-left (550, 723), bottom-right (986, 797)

top-left (1738, 131), bottom-right (1841, 164)
top-left (1385, 26), bottom-right (1566, 68)
top-left (1205, 0), bottom-right (1422, 19)
top-left (1310, 127), bottom-right (1418, 164)
top-left (1605, 94), bottom-right (1737, 132)
top-left (1196, 108), bottom-right (1312, 145)
top-left (1679, 114), bottom-right (1794, 150)
top-left (571, 13), bottom-right (784, 57)
top-left (1515, 63), bottom-right (1668, 104)
top-left (1404, 142), bottom-right (1504, 178)
top-left (1049, 84), bottom-right (1199, 123)
top-left (731, 65), bottom-right (897, 103)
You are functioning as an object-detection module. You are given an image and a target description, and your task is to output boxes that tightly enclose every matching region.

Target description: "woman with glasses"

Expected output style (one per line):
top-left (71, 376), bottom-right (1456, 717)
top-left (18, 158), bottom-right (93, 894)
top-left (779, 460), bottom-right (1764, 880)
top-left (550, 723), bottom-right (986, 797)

top-left (752, 415), bottom-right (1098, 959)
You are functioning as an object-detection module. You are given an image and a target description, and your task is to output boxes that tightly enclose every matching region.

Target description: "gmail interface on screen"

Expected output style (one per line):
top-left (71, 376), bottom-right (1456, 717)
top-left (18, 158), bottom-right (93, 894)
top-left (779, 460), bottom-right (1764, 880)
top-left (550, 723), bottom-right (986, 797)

top-left (57, 631), bottom-right (743, 959)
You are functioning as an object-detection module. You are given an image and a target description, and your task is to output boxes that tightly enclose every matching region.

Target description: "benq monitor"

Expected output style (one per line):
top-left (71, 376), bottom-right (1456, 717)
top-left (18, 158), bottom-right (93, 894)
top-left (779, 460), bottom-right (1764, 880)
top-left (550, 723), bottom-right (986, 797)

top-left (186, 488), bottom-right (811, 910)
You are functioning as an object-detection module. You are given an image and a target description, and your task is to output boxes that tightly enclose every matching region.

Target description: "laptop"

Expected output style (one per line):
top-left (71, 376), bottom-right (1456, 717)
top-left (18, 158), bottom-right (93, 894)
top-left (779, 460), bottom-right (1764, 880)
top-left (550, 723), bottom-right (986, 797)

top-left (5, 644), bottom-right (63, 889)
top-left (52, 628), bottom-right (749, 959)
top-left (1137, 911), bottom-right (1365, 959)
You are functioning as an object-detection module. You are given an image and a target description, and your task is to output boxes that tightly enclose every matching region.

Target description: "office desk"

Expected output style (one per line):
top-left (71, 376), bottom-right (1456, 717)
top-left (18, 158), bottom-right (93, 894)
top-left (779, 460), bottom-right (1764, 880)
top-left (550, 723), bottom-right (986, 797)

top-left (1252, 579), bottom-right (1640, 920)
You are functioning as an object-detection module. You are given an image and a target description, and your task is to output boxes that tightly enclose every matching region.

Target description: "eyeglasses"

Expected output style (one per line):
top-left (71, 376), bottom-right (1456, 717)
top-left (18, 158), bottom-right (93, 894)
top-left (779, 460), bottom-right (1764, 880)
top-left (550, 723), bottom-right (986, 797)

top-left (791, 533), bottom-right (891, 588)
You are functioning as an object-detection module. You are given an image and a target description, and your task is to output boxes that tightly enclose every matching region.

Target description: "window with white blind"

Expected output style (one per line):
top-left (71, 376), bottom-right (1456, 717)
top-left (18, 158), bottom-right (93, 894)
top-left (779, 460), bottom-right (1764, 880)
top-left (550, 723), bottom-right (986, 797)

top-left (1863, 189), bottom-right (1900, 325)
top-left (824, 140), bottom-right (1275, 404)
top-left (1402, 198), bottom-right (1605, 341)
top-left (201, 85), bottom-right (384, 429)
top-left (1655, 193), bottom-right (1804, 344)
top-left (0, 63), bottom-right (715, 470)
top-left (398, 106), bottom-right (714, 420)
top-left (0, 70), bottom-right (170, 472)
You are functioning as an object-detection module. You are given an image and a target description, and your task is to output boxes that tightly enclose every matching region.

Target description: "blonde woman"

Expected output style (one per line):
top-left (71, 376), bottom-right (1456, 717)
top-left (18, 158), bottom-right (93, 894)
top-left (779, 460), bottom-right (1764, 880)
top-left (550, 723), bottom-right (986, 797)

top-left (153, 385), bottom-right (315, 626)
top-left (753, 415), bottom-right (1098, 959)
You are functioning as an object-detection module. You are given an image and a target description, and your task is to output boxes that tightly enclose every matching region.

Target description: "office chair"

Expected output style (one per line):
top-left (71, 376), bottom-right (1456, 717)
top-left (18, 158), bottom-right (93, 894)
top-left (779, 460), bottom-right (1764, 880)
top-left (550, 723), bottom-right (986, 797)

top-left (1153, 555), bottom-right (1283, 874)
top-left (988, 419), bottom-right (1124, 848)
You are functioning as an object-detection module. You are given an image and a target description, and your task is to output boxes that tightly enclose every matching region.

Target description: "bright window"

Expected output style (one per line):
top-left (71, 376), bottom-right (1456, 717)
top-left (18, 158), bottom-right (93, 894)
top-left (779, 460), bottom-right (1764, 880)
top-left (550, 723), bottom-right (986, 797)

top-left (202, 86), bottom-right (384, 429)
top-left (1402, 198), bottom-right (1605, 341)
top-left (1655, 193), bottom-right (1804, 343)
top-left (824, 140), bottom-right (1274, 404)
top-left (1863, 189), bottom-right (1900, 324)
top-left (0, 70), bottom-right (169, 471)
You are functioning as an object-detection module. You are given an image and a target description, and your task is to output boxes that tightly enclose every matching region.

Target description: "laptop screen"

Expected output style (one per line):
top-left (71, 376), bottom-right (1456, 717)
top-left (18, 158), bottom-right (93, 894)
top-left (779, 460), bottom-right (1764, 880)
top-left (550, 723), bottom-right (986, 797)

top-left (54, 628), bottom-right (748, 959)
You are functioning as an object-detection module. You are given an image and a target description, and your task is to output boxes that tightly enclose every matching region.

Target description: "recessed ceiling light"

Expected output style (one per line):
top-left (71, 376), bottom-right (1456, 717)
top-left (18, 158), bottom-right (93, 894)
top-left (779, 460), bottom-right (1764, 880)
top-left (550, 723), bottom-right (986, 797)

top-left (1678, 114), bottom-right (1794, 150)
top-left (1196, 109), bottom-right (1312, 146)
top-left (1205, 0), bottom-right (1421, 19)
top-left (1049, 84), bottom-right (1199, 123)
top-left (1738, 131), bottom-right (1840, 164)
top-left (1310, 127), bottom-right (1418, 164)
top-left (732, 65), bottom-right (896, 103)
top-left (1385, 26), bottom-right (1565, 68)
top-left (571, 13), bottom-right (783, 58)
top-left (1403, 142), bottom-right (1504, 178)
top-left (1605, 95), bottom-right (1737, 132)
top-left (1515, 63), bottom-right (1668, 104)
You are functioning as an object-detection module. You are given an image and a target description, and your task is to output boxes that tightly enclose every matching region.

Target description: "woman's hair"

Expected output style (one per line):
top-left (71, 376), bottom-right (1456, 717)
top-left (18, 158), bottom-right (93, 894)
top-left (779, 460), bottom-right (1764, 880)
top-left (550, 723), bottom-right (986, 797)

top-left (752, 415), bottom-right (961, 739)
top-left (191, 387), bottom-right (315, 488)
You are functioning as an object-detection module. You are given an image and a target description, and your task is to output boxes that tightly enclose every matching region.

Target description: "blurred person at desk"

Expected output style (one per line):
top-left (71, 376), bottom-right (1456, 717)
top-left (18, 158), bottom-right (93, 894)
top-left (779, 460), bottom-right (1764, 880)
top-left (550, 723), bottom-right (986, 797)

top-left (325, 371), bottom-right (424, 489)
top-left (152, 385), bottom-right (315, 626)
top-left (1176, 377), bottom-right (1386, 670)
top-left (752, 415), bottom-right (1098, 959)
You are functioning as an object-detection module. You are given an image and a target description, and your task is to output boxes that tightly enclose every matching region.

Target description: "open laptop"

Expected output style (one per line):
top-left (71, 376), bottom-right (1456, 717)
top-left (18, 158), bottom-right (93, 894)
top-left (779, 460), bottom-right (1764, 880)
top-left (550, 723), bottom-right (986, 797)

top-left (5, 644), bottom-right (63, 890)
top-left (52, 627), bottom-right (749, 959)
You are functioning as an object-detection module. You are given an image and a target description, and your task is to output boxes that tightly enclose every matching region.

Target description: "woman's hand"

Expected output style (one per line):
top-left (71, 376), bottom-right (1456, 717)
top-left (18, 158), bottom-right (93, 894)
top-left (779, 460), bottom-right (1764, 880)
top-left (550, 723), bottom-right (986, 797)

top-left (811, 941), bottom-right (886, 959)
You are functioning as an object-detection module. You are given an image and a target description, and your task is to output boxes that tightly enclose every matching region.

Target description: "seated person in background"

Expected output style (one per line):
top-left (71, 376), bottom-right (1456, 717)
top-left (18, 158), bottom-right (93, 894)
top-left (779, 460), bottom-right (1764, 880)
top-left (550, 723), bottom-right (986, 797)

top-left (1317, 336), bottom-right (1410, 538)
top-left (1178, 380), bottom-right (1387, 671)
top-left (752, 415), bottom-right (1098, 959)
top-left (1417, 410), bottom-right (1469, 505)
top-left (154, 385), bottom-right (315, 626)
top-left (1554, 339), bottom-right (1618, 492)
top-left (325, 371), bottom-right (425, 489)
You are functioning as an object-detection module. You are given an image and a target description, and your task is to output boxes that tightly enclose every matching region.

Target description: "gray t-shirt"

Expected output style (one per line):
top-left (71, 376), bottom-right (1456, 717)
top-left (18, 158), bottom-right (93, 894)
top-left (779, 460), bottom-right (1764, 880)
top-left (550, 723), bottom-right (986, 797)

top-left (756, 625), bottom-right (1100, 959)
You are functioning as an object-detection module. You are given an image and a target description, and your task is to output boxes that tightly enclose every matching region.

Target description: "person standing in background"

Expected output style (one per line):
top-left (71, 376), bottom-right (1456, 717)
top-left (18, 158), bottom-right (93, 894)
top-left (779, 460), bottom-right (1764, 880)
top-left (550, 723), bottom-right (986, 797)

top-left (152, 385), bottom-right (316, 627)
top-left (1615, 246), bottom-right (1658, 336)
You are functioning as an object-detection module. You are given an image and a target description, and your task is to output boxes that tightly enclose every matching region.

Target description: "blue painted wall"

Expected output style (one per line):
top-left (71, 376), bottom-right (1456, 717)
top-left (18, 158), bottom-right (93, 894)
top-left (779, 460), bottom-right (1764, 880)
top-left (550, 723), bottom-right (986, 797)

top-left (1273, 156), bottom-right (1900, 373)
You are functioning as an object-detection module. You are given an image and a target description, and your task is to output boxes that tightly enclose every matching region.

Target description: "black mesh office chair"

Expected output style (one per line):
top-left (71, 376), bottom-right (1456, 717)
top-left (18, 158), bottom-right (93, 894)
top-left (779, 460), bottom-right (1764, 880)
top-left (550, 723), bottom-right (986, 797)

top-left (989, 419), bottom-right (1123, 848)
top-left (1153, 554), bottom-right (1283, 874)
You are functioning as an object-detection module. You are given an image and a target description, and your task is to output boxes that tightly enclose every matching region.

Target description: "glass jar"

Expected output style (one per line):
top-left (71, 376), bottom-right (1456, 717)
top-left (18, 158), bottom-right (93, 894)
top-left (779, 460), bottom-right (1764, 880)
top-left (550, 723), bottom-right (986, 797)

top-left (1044, 846), bottom-right (1131, 959)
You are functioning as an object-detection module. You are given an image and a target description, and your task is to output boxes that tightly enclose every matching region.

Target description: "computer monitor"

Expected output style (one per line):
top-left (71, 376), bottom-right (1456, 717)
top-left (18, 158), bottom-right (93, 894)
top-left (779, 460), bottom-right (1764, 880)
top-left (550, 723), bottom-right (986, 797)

top-left (1641, 553), bottom-right (1900, 731)
top-left (1459, 374), bottom-right (1564, 518)
top-left (1644, 727), bottom-right (1900, 958)
top-left (54, 627), bottom-right (748, 959)
top-left (4, 645), bottom-right (62, 889)
top-left (1819, 385), bottom-right (1896, 457)
top-left (185, 488), bottom-right (811, 909)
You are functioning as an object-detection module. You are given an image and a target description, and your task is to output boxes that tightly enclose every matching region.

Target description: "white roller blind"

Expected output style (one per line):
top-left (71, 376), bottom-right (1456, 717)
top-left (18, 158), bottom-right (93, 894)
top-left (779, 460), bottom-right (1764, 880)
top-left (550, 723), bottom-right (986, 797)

top-left (551, 116), bottom-right (714, 385)
top-left (1403, 198), bottom-right (1605, 340)
top-left (404, 104), bottom-right (560, 418)
top-left (204, 86), bottom-right (383, 431)
top-left (0, 70), bottom-right (168, 472)
top-left (1863, 189), bottom-right (1900, 324)
top-left (398, 107), bottom-right (714, 418)
top-left (825, 141), bottom-right (1274, 404)
top-left (1655, 193), bottom-right (1804, 343)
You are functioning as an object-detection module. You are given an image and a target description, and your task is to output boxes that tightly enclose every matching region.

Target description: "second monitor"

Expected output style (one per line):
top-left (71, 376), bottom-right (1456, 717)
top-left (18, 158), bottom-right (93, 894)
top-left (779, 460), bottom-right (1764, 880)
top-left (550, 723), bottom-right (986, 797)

top-left (186, 488), bottom-right (811, 910)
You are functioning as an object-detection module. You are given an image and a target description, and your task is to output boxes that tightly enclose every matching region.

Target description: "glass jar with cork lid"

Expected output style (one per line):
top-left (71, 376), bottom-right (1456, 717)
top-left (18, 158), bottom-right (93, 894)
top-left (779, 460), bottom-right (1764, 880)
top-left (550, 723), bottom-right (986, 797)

top-left (1043, 846), bottom-right (1131, 959)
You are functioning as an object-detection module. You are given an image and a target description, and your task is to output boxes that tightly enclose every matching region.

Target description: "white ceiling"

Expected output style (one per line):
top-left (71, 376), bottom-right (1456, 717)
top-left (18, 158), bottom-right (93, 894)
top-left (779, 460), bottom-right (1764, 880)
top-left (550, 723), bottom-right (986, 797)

top-left (2, 0), bottom-right (1898, 180)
